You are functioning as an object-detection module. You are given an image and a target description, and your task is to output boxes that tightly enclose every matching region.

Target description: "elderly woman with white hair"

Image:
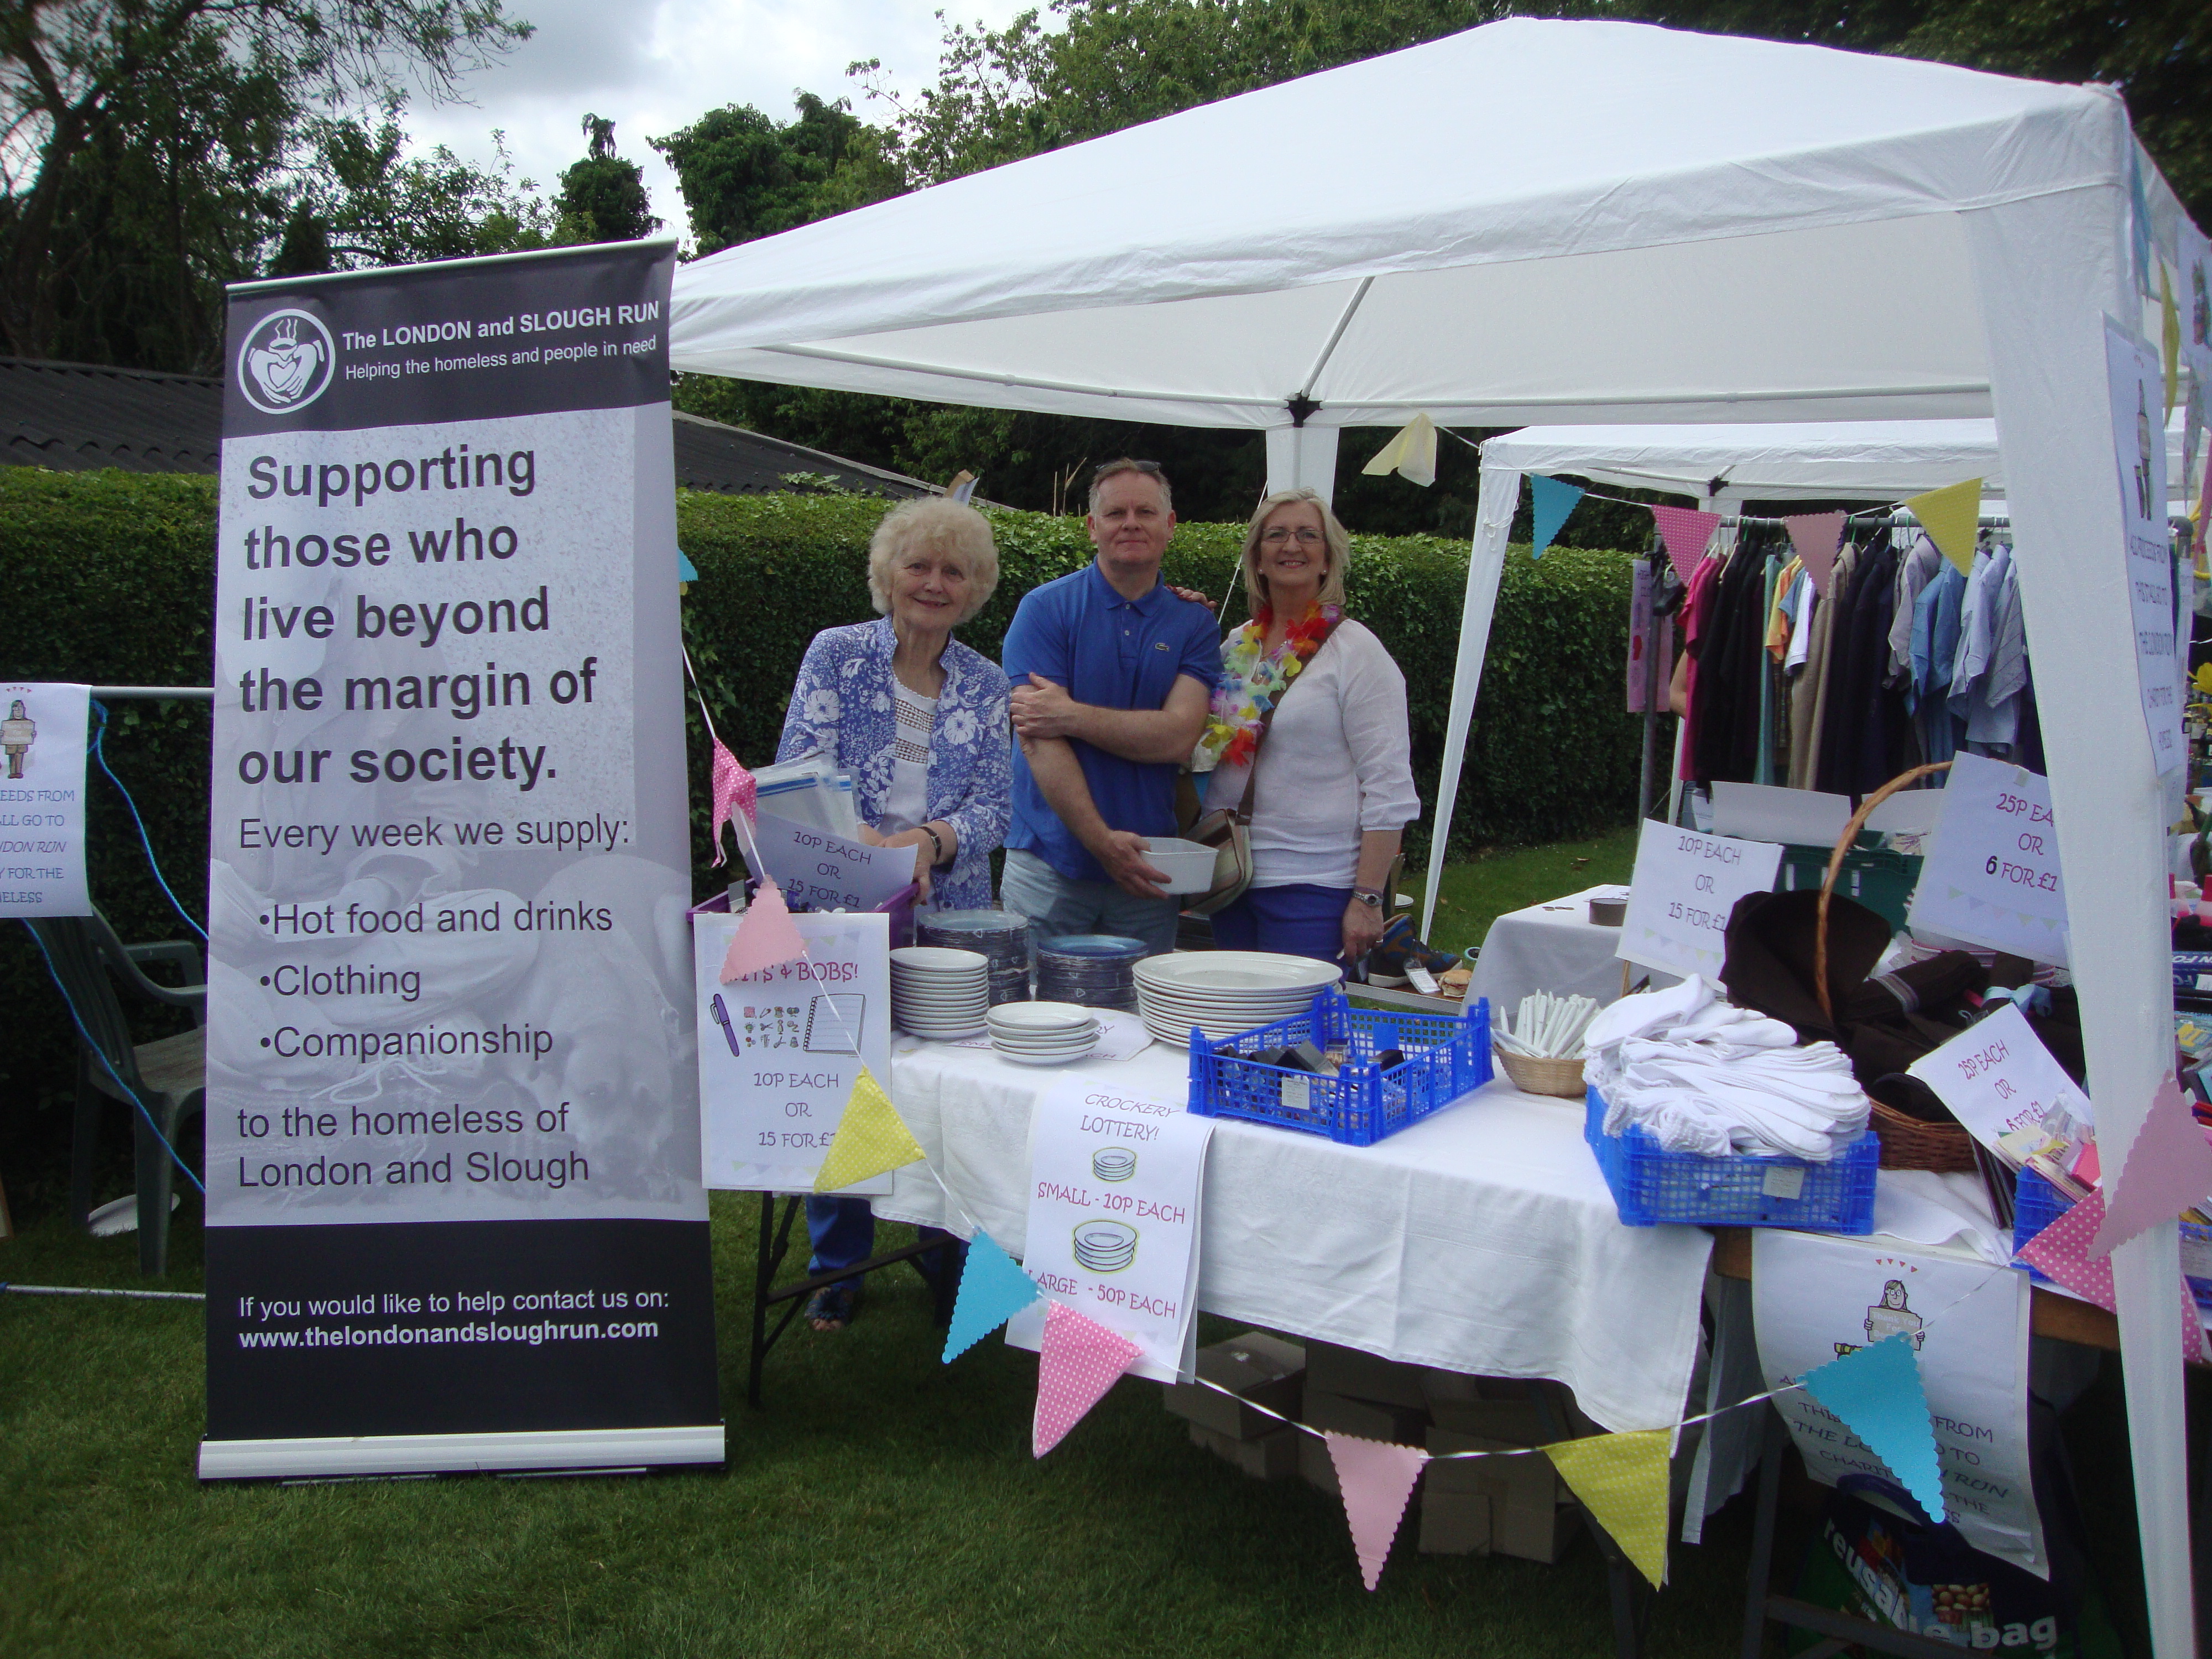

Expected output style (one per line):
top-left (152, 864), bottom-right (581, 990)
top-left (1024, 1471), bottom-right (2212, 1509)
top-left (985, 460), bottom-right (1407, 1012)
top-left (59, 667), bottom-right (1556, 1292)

top-left (775, 494), bottom-right (1011, 1330)
top-left (777, 495), bottom-right (1013, 911)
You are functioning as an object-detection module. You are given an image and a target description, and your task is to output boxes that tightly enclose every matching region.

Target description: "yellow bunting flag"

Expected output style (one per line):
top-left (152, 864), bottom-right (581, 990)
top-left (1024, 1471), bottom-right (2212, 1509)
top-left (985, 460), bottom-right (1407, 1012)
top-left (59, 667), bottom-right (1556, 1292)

top-left (1360, 414), bottom-right (1437, 488)
top-left (812, 1066), bottom-right (926, 1192)
top-left (1543, 1430), bottom-right (1673, 1588)
top-left (1905, 478), bottom-right (1983, 575)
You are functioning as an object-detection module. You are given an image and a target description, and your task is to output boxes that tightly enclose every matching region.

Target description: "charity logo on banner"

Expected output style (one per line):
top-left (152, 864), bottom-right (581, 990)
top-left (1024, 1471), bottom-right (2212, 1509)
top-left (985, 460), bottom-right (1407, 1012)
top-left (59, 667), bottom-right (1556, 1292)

top-left (1616, 818), bottom-right (1784, 980)
top-left (1752, 1230), bottom-right (2046, 1580)
top-left (1907, 754), bottom-right (2069, 967)
top-left (693, 909), bottom-right (893, 1196)
top-left (1004, 1079), bottom-right (1213, 1383)
top-left (0, 682), bottom-right (91, 919)
top-left (200, 242), bottom-right (721, 1479)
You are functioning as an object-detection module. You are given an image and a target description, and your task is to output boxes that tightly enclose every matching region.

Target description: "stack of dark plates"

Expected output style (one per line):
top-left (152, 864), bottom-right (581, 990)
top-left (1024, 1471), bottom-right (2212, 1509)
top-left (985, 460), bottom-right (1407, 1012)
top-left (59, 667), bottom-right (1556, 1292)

top-left (1037, 934), bottom-right (1149, 1011)
top-left (916, 909), bottom-right (1034, 1005)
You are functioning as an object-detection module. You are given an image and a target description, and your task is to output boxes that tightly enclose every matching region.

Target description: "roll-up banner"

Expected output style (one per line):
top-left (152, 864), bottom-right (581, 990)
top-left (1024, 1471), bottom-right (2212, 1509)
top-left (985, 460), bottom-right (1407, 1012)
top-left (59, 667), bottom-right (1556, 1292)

top-left (201, 241), bottom-right (721, 1480)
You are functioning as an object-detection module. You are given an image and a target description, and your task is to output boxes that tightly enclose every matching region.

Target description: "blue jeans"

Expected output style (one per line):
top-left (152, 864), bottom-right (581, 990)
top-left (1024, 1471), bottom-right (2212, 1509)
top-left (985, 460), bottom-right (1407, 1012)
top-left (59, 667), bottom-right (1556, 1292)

top-left (806, 1197), bottom-right (963, 1293)
top-left (999, 848), bottom-right (1180, 954)
top-left (1209, 883), bottom-right (1352, 964)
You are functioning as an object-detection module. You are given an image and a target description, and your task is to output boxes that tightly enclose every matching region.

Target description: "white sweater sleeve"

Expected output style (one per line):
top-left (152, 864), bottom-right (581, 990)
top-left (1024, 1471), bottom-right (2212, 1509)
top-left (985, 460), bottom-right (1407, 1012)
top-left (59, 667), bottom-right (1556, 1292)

top-left (1335, 624), bottom-right (1421, 832)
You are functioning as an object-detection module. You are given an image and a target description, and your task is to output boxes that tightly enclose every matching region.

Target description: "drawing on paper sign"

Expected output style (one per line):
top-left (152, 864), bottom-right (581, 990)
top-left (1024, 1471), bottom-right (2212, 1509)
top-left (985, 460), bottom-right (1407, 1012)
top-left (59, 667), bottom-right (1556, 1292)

top-left (1071, 1219), bottom-right (1138, 1272)
top-left (1, 698), bottom-right (34, 779)
top-left (708, 994), bottom-right (742, 1058)
top-left (2136, 389), bottom-right (2156, 519)
top-left (1854, 1280), bottom-right (1927, 1354)
top-left (805, 994), bottom-right (865, 1055)
top-left (1091, 1147), bottom-right (1136, 1183)
top-left (237, 309), bottom-right (335, 414)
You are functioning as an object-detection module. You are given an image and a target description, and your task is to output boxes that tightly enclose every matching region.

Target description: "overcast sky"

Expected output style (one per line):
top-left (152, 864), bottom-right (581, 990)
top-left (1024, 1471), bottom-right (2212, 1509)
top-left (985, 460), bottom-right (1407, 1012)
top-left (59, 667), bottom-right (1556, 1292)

top-left (399, 0), bottom-right (1035, 248)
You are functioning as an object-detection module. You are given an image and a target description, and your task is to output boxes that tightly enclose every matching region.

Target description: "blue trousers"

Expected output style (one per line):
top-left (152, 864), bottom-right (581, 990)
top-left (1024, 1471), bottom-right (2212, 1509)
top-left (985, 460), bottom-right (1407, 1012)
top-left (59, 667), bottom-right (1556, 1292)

top-left (1209, 883), bottom-right (1353, 964)
top-left (999, 848), bottom-right (1181, 954)
top-left (806, 1196), bottom-right (963, 1291)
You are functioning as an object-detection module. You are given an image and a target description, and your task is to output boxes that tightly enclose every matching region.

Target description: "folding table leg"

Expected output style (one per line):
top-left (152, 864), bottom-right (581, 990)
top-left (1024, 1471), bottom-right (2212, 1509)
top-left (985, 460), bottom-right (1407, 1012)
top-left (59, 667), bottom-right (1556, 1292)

top-left (1740, 1404), bottom-right (1790, 1659)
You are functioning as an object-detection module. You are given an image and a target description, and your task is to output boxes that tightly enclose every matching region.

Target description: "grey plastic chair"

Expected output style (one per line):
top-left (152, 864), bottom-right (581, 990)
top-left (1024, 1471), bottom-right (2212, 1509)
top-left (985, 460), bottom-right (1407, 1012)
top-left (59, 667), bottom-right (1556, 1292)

top-left (23, 914), bottom-right (205, 1276)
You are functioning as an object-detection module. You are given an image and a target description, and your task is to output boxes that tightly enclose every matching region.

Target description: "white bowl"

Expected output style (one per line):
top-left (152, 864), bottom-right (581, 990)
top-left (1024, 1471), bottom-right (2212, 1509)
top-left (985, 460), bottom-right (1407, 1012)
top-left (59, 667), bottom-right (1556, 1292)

top-left (1138, 837), bottom-right (1220, 895)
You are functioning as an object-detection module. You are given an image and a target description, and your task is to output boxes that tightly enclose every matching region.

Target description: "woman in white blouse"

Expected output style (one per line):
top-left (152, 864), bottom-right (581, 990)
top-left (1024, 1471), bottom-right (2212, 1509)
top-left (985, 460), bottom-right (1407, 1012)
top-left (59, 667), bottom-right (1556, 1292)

top-left (1193, 488), bottom-right (1420, 965)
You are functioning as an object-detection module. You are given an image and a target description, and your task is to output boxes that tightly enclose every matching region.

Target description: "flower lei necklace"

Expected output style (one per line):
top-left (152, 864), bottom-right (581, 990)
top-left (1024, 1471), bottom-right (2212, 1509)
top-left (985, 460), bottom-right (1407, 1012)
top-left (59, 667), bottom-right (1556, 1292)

top-left (1197, 602), bottom-right (1342, 769)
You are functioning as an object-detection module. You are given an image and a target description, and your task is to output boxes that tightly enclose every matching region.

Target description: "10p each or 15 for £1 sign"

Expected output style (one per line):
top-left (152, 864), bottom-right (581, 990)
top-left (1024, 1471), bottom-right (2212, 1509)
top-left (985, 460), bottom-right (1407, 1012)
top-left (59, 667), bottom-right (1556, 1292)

top-left (1907, 753), bottom-right (2068, 968)
top-left (1616, 819), bottom-right (1785, 980)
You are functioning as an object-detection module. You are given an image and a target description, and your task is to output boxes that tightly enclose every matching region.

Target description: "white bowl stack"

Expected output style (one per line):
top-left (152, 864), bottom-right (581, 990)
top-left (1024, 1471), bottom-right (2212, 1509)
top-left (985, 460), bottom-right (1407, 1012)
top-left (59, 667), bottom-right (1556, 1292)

top-left (1133, 950), bottom-right (1345, 1046)
top-left (890, 946), bottom-right (990, 1039)
top-left (987, 1000), bottom-right (1100, 1066)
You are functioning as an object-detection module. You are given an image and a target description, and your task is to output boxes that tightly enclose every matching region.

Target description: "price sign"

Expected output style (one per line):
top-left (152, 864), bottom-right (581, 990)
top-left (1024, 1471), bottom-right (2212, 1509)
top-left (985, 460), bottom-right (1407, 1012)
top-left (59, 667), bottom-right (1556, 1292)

top-left (1616, 819), bottom-right (1784, 979)
top-left (1907, 1002), bottom-right (2093, 1159)
top-left (2105, 317), bottom-right (2182, 774)
top-left (744, 807), bottom-right (916, 913)
top-left (1907, 753), bottom-right (2068, 966)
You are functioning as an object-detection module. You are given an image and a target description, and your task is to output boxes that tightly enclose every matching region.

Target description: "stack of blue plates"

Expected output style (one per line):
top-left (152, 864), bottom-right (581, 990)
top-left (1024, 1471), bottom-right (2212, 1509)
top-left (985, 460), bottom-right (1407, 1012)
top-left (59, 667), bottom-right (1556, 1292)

top-left (917, 909), bottom-right (1034, 1004)
top-left (1037, 933), bottom-right (1148, 1011)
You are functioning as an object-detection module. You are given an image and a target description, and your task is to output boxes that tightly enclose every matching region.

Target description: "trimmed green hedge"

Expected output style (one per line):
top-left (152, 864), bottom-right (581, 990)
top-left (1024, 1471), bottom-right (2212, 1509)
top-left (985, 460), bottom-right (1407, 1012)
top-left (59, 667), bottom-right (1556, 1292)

top-left (0, 467), bottom-right (1637, 1214)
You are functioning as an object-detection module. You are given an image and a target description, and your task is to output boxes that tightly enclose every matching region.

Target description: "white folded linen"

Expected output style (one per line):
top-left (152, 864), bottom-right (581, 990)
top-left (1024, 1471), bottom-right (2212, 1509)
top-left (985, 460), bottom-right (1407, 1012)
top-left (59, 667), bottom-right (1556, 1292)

top-left (1583, 975), bottom-right (1870, 1160)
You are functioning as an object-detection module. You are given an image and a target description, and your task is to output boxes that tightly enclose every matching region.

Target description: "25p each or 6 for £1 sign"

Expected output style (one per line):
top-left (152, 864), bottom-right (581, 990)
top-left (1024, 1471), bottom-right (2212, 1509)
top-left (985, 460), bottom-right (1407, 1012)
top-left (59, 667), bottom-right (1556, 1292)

top-left (1005, 1079), bottom-right (1214, 1384)
top-left (1616, 820), bottom-right (1784, 980)
top-left (1907, 753), bottom-right (2068, 968)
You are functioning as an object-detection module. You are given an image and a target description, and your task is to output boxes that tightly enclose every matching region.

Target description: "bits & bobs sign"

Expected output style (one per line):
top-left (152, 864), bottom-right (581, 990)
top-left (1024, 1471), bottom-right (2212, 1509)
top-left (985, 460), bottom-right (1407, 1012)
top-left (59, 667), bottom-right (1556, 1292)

top-left (1907, 754), bottom-right (2068, 967)
top-left (1616, 820), bottom-right (1784, 980)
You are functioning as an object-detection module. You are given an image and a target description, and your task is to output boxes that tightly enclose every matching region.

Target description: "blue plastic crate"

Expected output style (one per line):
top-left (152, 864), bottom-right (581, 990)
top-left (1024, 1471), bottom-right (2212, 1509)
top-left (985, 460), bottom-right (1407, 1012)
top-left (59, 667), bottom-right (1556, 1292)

top-left (1583, 1086), bottom-right (1879, 1231)
top-left (2013, 1166), bottom-right (2212, 1303)
top-left (1186, 989), bottom-right (1492, 1146)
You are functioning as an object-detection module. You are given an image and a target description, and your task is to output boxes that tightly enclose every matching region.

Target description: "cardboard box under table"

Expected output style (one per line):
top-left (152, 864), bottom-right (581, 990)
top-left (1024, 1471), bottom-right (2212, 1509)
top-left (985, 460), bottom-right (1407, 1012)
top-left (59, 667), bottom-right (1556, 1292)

top-left (875, 1032), bottom-right (1712, 1439)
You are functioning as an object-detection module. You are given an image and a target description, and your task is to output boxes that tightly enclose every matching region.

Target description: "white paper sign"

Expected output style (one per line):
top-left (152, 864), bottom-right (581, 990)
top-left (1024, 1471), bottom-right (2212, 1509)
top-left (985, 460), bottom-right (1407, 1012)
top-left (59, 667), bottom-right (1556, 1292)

top-left (2107, 318), bottom-right (2183, 775)
top-left (694, 909), bottom-right (893, 1194)
top-left (0, 682), bottom-right (91, 919)
top-left (1616, 819), bottom-right (1785, 978)
top-left (743, 807), bottom-right (916, 914)
top-left (1907, 753), bottom-right (2069, 966)
top-left (2182, 227), bottom-right (2212, 434)
top-left (1004, 1078), bottom-right (1213, 1383)
top-left (1752, 1230), bottom-right (2046, 1580)
top-left (1907, 1003), bottom-right (2094, 1159)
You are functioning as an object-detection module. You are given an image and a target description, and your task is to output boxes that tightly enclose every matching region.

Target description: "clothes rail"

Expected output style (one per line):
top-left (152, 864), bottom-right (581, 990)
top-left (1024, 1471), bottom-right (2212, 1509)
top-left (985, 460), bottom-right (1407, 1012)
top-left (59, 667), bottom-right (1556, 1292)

top-left (88, 686), bottom-right (213, 701)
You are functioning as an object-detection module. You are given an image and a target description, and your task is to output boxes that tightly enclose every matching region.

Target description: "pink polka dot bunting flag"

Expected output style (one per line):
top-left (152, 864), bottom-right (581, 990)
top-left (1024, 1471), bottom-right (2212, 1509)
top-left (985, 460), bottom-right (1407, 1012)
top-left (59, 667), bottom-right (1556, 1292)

top-left (1322, 1432), bottom-right (1430, 1591)
top-left (2017, 1186), bottom-right (2205, 1362)
top-left (1650, 504), bottom-right (1721, 585)
top-left (707, 735), bottom-right (755, 868)
top-left (1032, 1301), bottom-right (1144, 1458)
top-left (720, 879), bottom-right (805, 983)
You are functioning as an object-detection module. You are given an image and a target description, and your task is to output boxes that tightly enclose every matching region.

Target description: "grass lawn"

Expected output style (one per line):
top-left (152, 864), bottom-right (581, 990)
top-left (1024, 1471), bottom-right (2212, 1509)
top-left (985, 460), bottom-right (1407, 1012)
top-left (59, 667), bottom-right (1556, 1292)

top-left (0, 827), bottom-right (1845, 1656)
top-left (1412, 827), bottom-right (1640, 961)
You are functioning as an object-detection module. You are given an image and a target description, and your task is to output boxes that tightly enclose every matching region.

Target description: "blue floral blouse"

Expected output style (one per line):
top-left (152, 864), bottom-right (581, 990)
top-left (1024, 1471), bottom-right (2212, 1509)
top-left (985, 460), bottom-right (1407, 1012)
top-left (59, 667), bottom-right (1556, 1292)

top-left (776, 618), bottom-right (1013, 911)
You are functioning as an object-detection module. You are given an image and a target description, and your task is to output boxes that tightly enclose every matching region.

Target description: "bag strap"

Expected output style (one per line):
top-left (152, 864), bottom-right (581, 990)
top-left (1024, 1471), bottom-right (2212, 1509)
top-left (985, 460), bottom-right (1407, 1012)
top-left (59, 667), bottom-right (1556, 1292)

top-left (1233, 612), bottom-right (1344, 826)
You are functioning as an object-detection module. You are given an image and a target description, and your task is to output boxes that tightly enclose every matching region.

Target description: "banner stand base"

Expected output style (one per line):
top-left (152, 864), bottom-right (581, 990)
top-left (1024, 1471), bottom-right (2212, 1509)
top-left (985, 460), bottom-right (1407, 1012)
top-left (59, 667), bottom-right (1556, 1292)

top-left (197, 1424), bottom-right (724, 1482)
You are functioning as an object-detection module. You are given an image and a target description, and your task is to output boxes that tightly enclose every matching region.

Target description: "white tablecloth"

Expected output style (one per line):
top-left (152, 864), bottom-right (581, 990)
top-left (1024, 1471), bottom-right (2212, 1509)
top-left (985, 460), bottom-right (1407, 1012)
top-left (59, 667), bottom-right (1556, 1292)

top-left (1469, 883), bottom-right (1679, 1016)
top-left (877, 1036), bottom-right (1713, 1433)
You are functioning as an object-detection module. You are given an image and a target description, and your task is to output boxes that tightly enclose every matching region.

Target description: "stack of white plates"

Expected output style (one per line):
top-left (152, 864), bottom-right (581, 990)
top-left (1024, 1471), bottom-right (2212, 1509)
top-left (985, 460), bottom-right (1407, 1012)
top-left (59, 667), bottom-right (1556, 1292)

top-left (987, 1000), bottom-right (1099, 1066)
top-left (1133, 951), bottom-right (1344, 1046)
top-left (891, 946), bottom-right (990, 1039)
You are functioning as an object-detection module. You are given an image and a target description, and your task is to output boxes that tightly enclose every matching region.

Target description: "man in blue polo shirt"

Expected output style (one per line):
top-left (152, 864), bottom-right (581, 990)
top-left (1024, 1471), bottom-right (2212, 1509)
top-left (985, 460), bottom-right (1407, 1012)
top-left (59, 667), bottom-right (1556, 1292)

top-left (1000, 459), bottom-right (1220, 953)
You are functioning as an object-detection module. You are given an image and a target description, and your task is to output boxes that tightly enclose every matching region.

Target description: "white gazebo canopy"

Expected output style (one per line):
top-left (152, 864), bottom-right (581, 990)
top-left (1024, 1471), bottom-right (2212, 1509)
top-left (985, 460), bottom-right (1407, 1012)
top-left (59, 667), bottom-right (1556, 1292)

top-left (1476, 414), bottom-right (2196, 505)
top-left (671, 22), bottom-right (2208, 1650)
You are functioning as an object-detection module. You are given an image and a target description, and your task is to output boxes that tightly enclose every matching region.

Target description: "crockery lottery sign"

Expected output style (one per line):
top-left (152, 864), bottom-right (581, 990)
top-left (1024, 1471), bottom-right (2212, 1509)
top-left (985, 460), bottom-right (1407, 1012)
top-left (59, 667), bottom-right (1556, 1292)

top-left (745, 808), bottom-right (915, 914)
top-left (1907, 753), bottom-right (2068, 967)
top-left (1616, 819), bottom-right (1784, 979)
top-left (1005, 1079), bottom-right (1213, 1383)
top-left (693, 909), bottom-right (892, 1195)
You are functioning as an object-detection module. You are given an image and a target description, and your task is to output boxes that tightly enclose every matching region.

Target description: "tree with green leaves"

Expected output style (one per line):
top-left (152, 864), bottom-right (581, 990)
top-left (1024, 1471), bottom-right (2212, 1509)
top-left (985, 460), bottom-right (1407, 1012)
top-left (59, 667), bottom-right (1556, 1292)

top-left (553, 113), bottom-right (660, 244)
top-left (0, 0), bottom-right (530, 361)
top-left (651, 92), bottom-right (902, 258)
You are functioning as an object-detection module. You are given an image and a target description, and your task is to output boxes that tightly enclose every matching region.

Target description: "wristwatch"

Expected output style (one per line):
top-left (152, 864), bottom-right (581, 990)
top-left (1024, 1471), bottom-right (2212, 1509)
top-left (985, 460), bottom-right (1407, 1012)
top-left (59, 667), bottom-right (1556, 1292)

top-left (1352, 888), bottom-right (1384, 910)
top-left (921, 823), bottom-right (949, 867)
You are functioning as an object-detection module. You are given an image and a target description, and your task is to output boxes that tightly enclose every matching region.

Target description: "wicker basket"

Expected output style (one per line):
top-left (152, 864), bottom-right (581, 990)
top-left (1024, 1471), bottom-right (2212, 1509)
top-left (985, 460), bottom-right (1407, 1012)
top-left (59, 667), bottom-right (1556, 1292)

top-left (1812, 761), bottom-right (1979, 1173)
top-left (1496, 1047), bottom-right (1587, 1098)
